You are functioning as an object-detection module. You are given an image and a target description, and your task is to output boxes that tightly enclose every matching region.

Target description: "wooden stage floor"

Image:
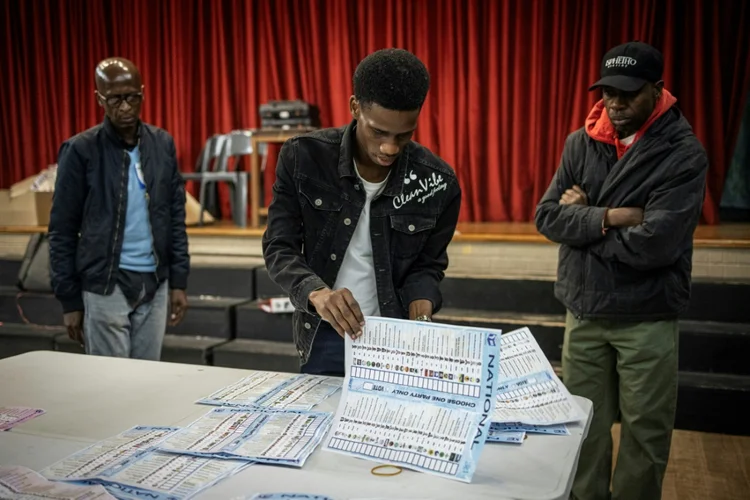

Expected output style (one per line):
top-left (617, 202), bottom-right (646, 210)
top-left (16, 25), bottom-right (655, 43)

top-left (4, 221), bottom-right (749, 248)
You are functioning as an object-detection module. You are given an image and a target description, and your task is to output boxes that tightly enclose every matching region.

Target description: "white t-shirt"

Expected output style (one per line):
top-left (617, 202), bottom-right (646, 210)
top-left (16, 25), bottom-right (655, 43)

top-left (620, 133), bottom-right (636, 146)
top-left (333, 161), bottom-right (388, 317)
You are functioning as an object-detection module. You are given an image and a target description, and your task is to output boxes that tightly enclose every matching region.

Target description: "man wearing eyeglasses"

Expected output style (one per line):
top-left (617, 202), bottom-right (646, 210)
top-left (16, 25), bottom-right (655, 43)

top-left (49, 57), bottom-right (190, 360)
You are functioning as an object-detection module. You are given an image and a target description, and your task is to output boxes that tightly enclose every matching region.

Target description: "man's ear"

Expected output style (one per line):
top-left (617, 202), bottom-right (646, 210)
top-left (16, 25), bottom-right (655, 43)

top-left (94, 90), bottom-right (103, 108)
top-left (349, 96), bottom-right (359, 120)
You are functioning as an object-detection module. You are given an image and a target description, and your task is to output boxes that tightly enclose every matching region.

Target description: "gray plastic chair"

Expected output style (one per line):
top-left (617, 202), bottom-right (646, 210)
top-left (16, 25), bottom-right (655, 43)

top-left (181, 134), bottom-right (225, 225)
top-left (182, 134), bottom-right (249, 227)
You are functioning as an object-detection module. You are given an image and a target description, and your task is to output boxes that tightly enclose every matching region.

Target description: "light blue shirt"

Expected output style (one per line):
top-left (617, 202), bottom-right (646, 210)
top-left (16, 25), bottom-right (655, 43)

top-left (119, 146), bottom-right (157, 272)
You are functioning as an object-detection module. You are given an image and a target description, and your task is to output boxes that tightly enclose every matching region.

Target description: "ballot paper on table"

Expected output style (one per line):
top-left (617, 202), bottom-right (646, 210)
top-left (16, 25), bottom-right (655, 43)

top-left (0, 466), bottom-right (115, 500)
top-left (493, 327), bottom-right (586, 426)
top-left (248, 495), bottom-right (336, 500)
top-left (492, 421), bottom-right (570, 436)
top-left (89, 450), bottom-right (250, 500)
top-left (0, 407), bottom-right (45, 431)
top-left (158, 407), bottom-right (332, 467)
top-left (40, 426), bottom-right (180, 481)
top-left (486, 429), bottom-right (526, 444)
top-left (253, 375), bottom-right (341, 411)
top-left (197, 373), bottom-right (341, 411)
top-left (324, 316), bottom-right (502, 483)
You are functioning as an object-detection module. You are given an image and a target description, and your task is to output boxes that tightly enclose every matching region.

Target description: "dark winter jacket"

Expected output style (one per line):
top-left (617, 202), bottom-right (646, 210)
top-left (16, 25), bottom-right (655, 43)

top-left (49, 118), bottom-right (189, 313)
top-left (536, 97), bottom-right (708, 321)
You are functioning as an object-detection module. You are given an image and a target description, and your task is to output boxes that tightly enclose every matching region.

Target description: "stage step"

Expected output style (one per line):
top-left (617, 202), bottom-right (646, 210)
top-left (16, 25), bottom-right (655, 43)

top-left (0, 259), bottom-right (21, 287)
top-left (440, 275), bottom-right (750, 323)
top-left (167, 296), bottom-right (251, 339)
top-left (53, 332), bottom-right (227, 366)
top-left (189, 265), bottom-right (257, 299)
top-left (236, 301), bottom-right (294, 343)
top-left (685, 280), bottom-right (750, 323)
top-left (251, 267), bottom-right (750, 323)
top-left (0, 287), bottom-right (63, 326)
top-left (440, 277), bottom-right (564, 315)
top-left (0, 323), bottom-right (65, 359)
top-left (675, 372), bottom-right (750, 435)
top-left (679, 321), bottom-right (750, 375)
top-left (254, 267), bottom-right (286, 298)
top-left (212, 339), bottom-right (300, 373)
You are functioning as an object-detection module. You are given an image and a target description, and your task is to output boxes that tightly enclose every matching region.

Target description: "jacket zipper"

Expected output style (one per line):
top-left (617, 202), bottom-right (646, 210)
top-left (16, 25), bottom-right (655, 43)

top-left (144, 191), bottom-right (160, 278)
top-left (106, 151), bottom-right (128, 290)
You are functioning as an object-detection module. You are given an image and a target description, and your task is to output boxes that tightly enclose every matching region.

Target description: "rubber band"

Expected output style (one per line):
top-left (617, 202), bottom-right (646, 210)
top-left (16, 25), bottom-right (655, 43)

top-left (370, 464), bottom-right (403, 476)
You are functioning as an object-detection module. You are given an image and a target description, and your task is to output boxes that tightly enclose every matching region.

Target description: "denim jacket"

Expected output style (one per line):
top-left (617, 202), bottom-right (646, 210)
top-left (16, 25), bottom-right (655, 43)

top-left (262, 120), bottom-right (462, 364)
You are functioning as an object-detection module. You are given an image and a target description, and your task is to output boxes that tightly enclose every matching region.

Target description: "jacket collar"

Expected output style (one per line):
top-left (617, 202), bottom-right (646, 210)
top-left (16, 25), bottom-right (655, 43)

top-left (102, 115), bottom-right (143, 149)
top-left (337, 119), bottom-right (408, 197)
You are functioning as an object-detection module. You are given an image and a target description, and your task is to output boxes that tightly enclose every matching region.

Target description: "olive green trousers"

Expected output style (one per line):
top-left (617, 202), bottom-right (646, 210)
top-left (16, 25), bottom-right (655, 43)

top-left (563, 311), bottom-right (679, 500)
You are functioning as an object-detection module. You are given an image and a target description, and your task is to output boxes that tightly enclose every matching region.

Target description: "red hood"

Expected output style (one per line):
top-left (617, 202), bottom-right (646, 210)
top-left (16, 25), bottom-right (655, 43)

top-left (585, 89), bottom-right (677, 158)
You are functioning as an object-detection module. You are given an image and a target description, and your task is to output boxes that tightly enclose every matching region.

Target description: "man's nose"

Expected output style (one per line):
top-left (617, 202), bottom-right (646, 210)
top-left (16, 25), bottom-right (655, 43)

top-left (380, 142), bottom-right (399, 156)
top-left (609, 96), bottom-right (627, 110)
top-left (119, 100), bottom-right (133, 111)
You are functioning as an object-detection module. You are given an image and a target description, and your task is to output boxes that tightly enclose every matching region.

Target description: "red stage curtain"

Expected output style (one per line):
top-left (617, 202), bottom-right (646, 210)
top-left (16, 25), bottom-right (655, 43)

top-left (1, 0), bottom-right (749, 223)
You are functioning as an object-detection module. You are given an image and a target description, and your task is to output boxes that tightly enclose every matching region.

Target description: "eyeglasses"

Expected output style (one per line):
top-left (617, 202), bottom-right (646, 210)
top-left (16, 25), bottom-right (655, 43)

top-left (98, 92), bottom-right (143, 108)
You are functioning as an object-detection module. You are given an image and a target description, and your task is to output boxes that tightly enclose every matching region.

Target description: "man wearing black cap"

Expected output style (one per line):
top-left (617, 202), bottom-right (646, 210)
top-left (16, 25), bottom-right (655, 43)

top-left (536, 42), bottom-right (708, 499)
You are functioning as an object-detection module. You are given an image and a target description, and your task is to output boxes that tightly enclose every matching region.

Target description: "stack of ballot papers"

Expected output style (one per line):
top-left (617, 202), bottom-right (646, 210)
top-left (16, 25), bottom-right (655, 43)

top-left (28, 373), bottom-right (344, 499)
top-left (197, 372), bottom-right (342, 411)
top-left (0, 406), bottom-right (45, 431)
top-left (488, 327), bottom-right (587, 445)
top-left (324, 316), bottom-right (502, 483)
top-left (157, 407), bottom-right (333, 467)
top-left (39, 426), bottom-right (250, 500)
top-left (0, 466), bottom-right (116, 500)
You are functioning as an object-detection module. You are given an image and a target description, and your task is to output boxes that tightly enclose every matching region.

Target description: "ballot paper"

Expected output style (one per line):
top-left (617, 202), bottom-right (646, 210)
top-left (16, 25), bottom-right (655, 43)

top-left (324, 316), bottom-right (502, 483)
top-left (197, 372), bottom-right (299, 406)
top-left (486, 429), bottom-right (526, 444)
top-left (253, 375), bottom-right (341, 410)
top-left (41, 426), bottom-right (180, 481)
top-left (249, 495), bottom-right (336, 500)
top-left (0, 407), bottom-right (45, 431)
top-left (90, 450), bottom-right (249, 500)
top-left (492, 421), bottom-right (570, 436)
top-left (158, 407), bottom-right (332, 467)
top-left (197, 373), bottom-right (340, 410)
top-left (493, 327), bottom-right (586, 426)
top-left (0, 466), bottom-right (115, 500)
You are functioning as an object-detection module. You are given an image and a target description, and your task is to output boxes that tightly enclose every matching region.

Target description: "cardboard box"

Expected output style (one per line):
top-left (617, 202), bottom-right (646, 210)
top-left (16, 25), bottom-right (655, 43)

top-left (0, 190), bottom-right (54, 227)
top-left (185, 191), bottom-right (215, 226)
top-left (0, 169), bottom-right (56, 227)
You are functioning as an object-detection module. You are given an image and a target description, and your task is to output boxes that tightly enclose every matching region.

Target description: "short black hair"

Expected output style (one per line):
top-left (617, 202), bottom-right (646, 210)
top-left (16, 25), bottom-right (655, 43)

top-left (353, 48), bottom-right (430, 111)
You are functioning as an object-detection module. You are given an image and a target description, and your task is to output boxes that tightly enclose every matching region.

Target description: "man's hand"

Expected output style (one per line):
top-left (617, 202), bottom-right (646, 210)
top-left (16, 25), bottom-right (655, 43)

top-left (409, 299), bottom-right (434, 321)
top-left (169, 289), bottom-right (188, 326)
top-left (559, 185), bottom-right (588, 206)
top-left (309, 288), bottom-right (364, 340)
top-left (605, 208), bottom-right (644, 228)
top-left (64, 311), bottom-right (84, 344)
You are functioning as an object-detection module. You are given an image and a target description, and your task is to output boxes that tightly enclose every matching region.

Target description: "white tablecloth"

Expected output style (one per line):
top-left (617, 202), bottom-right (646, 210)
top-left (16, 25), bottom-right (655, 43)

top-left (0, 351), bottom-right (592, 499)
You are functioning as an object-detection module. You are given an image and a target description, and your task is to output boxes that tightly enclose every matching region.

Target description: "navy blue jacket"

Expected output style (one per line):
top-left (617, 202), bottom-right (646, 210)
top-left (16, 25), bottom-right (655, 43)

top-left (49, 118), bottom-right (189, 313)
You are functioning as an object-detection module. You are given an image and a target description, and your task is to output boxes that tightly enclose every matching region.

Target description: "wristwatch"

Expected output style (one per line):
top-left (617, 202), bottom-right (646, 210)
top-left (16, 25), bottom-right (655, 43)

top-left (414, 315), bottom-right (432, 322)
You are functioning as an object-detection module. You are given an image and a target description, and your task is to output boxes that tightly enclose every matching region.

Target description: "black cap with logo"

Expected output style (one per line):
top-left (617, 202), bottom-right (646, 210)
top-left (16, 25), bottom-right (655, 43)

top-left (589, 41), bottom-right (664, 92)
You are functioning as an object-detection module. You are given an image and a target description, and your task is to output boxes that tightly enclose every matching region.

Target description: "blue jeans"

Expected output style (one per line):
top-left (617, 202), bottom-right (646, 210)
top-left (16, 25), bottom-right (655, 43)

top-left (82, 282), bottom-right (168, 360)
top-left (301, 323), bottom-right (345, 377)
